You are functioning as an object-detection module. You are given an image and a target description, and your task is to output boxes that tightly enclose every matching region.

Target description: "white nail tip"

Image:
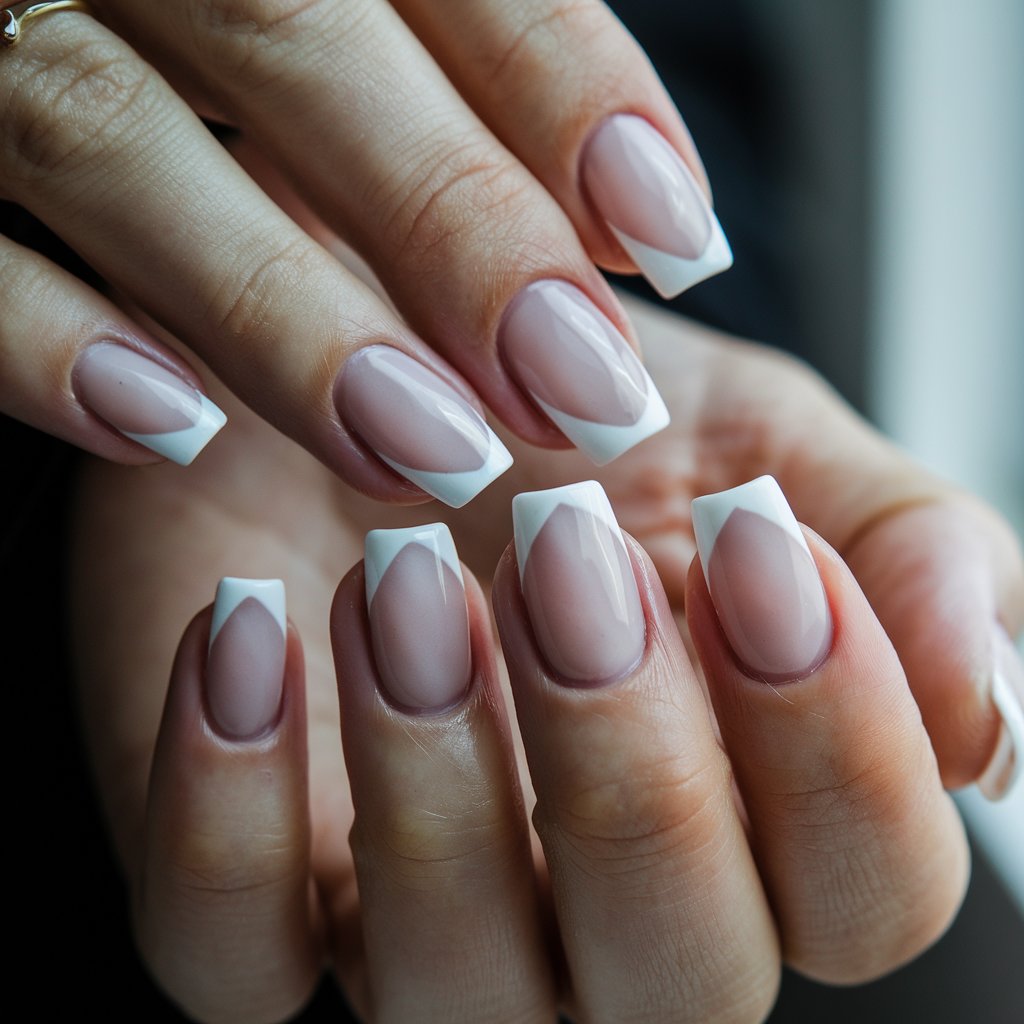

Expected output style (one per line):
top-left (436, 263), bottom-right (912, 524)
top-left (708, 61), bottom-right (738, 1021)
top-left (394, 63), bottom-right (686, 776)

top-left (364, 523), bottom-right (462, 606)
top-left (533, 379), bottom-right (670, 466)
top-left (512, 480), bottom-right (621, 580)
top-left (610, 213), bottom-right (733, 299)
top-left (123, 393), bottom-right (227, 466)
top-left (378, 432), bottom-right (513, 509)
top-left (979, 669), bottom-right (1023, 801)
top-left (691, 476), bottom-right (807, 585)
top-left (210, 578), bottom-right (286, 647)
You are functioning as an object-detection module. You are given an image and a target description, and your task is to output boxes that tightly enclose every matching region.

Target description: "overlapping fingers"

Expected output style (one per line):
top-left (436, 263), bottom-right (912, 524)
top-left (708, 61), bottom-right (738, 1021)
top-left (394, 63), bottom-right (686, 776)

top-left (2, 0), bottom-right (730, 495)
top-left (137, 474), bottom-right (973, 1021)
top-left (491, 477), bottom-right (971, 1017)
top-left (2, 12), bottom-right (515, 503)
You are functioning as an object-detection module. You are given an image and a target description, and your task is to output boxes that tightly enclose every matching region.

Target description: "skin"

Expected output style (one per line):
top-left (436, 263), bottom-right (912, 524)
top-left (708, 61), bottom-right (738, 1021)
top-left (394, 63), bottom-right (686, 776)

top-left (0, 0), bottom-right (707, 488)
top-left (70, 295), bottom-right (1023, 1022)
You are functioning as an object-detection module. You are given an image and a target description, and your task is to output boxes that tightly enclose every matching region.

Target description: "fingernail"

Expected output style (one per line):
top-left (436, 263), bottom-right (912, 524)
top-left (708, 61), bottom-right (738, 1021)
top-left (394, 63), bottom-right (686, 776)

top-left (512, 480), bottom-right (645, 684)
top-left (335, 346), bottom-right (512, 508)
top-left (691, 475), bottom-right (832, 683)
top-left (979, 624), bottom-right (1024, 801)
top-left (364, 523), bottom-right (471, 711)
top-left (500, 280), bottom-right (669, 464)
top-left (74, 343), bottom-right (226, 465)
top-left (207, 578), bottom-right (287, 740)
top-left (582, 114), bottom-right (732, 299)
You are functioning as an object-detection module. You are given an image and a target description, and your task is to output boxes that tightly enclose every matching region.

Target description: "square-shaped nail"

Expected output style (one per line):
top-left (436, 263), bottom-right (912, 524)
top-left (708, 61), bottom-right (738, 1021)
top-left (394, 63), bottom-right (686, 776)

top-left (691, 476), bottom-right (832, 683)
top-left (207, 578), bottom-right (287, 739)
top-left (500, 280), bottom-right (669, 464)
top-left (335, 346), bottom-right (512, 508)
top-left (513, 481), bottom-right (645, 684)
top-left (365, 523), bottom-right (471, 711)
top-left (582, 114), bottom-right (732, 299)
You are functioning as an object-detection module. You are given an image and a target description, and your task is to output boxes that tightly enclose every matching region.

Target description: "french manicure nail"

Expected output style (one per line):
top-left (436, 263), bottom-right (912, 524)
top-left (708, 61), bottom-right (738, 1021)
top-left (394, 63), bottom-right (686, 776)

top-left (335, 345), bottom-right (512, 508)
top-left (978, 624), bottom-right (1024, 801)
top-left (582, 114), bottom-right (733, 299)
top-left (207, 578), bottom-right (286, 740)
top-left (75, 343), bottom-right (226, 465)
top-left (500, 280), bottom-right (669, 464)
top-left (691, 475), bottom-right (832, 683)
top-left (364, 523), bottom-right (471, 711)
top-left (513, 480), bottom-right (645, 684)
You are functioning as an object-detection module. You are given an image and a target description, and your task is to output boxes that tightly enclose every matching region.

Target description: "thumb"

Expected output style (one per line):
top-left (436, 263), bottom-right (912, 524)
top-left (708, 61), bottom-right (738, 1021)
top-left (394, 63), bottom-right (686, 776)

top-left (845, 497), bottom-right (1024, 797)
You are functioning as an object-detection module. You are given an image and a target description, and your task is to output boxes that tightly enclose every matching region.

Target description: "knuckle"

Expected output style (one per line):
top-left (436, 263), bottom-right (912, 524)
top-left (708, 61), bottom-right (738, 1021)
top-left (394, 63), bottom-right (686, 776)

top-left (160, 824), bottom-right (301, 900)
top-left (539, 755), bottom-right (728, 875)
top-left (486, 1), bottom-right (612, 89)
top-left (3, 36), bottom-right (160, 186)
top-left (352, 794), bottom-right (515, 892)
top-left (371, 131), bottom-right (535, 269)
top-left (204, 236), bottom-right (315, 344)
top-left (186, 0), bottom-right (342, 78)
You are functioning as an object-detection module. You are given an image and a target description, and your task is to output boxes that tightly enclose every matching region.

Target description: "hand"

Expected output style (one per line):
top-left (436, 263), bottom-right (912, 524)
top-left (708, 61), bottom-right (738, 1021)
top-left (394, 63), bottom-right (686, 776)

top-left (1, 0), bottom-right (725, 505)
top-left (71, 296), bottom-right (1024, 1021)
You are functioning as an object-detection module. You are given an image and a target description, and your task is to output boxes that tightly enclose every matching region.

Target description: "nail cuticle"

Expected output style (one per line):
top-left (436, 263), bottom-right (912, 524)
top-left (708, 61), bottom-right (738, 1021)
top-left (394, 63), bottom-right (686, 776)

top-left (513, 480), bottom-right (647, 686)
top-left (581, 113), bottom-right (733, 299)
top-left (74, 341), bottom-right (226, 465)
top-left (335, 345), bottom-right (512, 508)
top-left (692, 476), bottom-right (834, 685)
top-left (206, 577), bottom-right (287, 742)
top-left (364, 523), bottom-right (473, 712)
top-left (499, 279), bottom-right (669, 465)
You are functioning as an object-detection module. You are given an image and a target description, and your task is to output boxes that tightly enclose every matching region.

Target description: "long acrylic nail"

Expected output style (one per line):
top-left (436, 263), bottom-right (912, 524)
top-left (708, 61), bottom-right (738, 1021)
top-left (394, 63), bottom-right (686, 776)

top-left (207, 578), bottom-right (286, 740)
top-left (978, 624), bottom-right (1024, 801)
top-left (335, 345), bottom-right (512, 508)
top-left (691, 476), bottom-right (832, 683)
top-left (513, 481), bottom-right (645, 684)
top-left (582, 114), bottom-right (733, 299)
top-left (74, 343), bottom-right (226, 465)
top-left (364, 523), bottom-right (471, 711)
top-left (500, 280), bottom-right (669, 465)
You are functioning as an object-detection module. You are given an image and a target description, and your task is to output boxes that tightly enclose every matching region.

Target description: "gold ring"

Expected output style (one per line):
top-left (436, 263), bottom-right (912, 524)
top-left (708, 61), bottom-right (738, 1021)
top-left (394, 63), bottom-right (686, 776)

top-left (2, 1), bottom-right (91, 47)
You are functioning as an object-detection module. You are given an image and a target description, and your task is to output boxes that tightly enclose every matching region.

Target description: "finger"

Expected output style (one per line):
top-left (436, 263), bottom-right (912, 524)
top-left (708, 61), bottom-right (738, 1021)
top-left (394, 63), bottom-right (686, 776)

top-left (686, 476), bottom-right (969, 984)
top-left (396, 0), bottom-right (730, 296)
top-left (842, 497), bottom-right (1024, 796)
top-left (0, 234), bottom-right (226, 464)
top-left (665, 330), bottom-right (1024, 797)
top-left (1, 15), bottom-right (511, 506)
top-left (96, 0), bottom-right (674, 465)
top-left (493, 481), bottom-right (780, 1024)
top-left (138, 579), bottom-right (320, 1023)
top-left (330, 524), bottom-right (555, 1022)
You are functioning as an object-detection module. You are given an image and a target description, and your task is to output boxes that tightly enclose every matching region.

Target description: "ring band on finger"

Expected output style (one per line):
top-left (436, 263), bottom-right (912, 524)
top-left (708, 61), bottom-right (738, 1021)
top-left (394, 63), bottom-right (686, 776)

top-left (1, 1), bottom-right (91, 47)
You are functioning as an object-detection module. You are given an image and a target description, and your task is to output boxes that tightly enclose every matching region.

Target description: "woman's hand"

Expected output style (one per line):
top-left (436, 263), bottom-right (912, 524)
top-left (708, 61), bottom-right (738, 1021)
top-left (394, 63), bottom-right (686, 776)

top-left (71, 296), bottom-right (1024, 1021)
top-left (1, 0), bottom-right (726, 504)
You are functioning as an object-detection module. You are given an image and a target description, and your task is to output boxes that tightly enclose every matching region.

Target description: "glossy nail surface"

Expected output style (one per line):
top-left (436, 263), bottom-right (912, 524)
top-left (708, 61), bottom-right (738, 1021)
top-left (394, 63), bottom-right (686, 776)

top-left (207, 578), bottom-right (287, 739)
top-left (978, 624), bottom-right (1024, 801)
top-left (364, 523), bottom-right (471, 711)
top-left (513, 481), bottom-right (645, 684)
top-left (335, 345), bottom-right (512, 508)
top-left (582, 114), bottom-right (732, 298)
top-left (75, 343), bottom-right (226, 464)
top-left (500, 281), bottom-right (669, 464)
top-left (692, 476), bottom-right (832, 683)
